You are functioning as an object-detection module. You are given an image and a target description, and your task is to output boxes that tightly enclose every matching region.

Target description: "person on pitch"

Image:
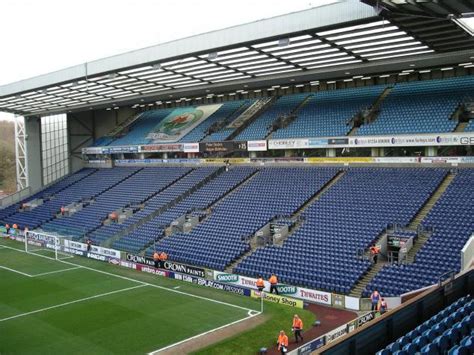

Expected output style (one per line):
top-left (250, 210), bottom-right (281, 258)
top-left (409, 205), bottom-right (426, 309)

top-left (256, 275), bottom-right (265, 292)
top-left (86, 238), bottom-right (93, 252)
top-left (277, 330), bottom-right (289, 354)
top-left (292, 314), bottom-right (304, 343)
top-left (269, 273), bottom-right (279, 294)
top-left (159, 250), bottom-right (168, 268)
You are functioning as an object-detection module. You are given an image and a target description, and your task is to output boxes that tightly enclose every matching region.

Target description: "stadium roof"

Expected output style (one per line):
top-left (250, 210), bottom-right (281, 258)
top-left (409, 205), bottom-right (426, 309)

top-left (1, 0), bottom-right (473, 117)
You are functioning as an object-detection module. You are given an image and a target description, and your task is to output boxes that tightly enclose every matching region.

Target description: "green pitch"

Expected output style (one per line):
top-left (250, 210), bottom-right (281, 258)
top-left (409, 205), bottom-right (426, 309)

top-left (0, 239), bottom-right (258, 355)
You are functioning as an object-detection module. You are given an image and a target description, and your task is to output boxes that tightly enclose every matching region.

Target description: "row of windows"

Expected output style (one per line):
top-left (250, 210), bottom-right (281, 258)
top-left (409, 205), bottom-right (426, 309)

top-left (41, 114), bottom-right (69, 186)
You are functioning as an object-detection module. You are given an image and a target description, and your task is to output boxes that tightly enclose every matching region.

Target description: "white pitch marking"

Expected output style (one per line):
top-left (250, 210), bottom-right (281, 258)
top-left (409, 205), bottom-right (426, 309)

top-left (0, 265), bottom-right (32, 277)
top-left (147, 312), bottom-right (260, 354)
top-left (0, 284), bottom-right (147, 323)
top-left (1, 242), bottom-right (263, 352)
top-left (31, 266), bottom-right (81, 277)
top-left (173, 286), bottom-right (180, 289)
top-left (0, 243), bottom-right (257, 313)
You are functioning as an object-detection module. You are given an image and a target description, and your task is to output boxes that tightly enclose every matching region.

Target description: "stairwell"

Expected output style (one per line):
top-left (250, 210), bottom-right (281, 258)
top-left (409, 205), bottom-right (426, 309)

top-left (226, 97), bottom-right (275, 141)
top-left (350, 261), bottom-right (387, 297)
top-left (349, 171), bottom-right (456, 296)
top-left (101, 167), bottom-right (225, 247)
top-left (454, 121), bottom-right (469, 132)
top-left (200, 101), bottom-right (248, 142)
top-left (225, 170), bottom-right (346, 273)
top-left (405, 172), bottom-right (456, 262)
top-left (350, 87), bottom-right (392, 135)
top-left (266, 94), bottom-right (313, 140)
top-left (106, 112), bottom-right (143, 138)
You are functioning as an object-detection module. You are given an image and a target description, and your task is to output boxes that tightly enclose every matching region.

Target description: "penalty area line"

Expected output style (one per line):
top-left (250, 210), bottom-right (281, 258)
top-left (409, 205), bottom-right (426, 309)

top-left (31, 266), bottom-right (81, 277)
top-left (0, 265), bottom-right (33, 277)
top-left (147, 311), bottom-right (262, 354)
top-left (0, 243), bottom-right (258, 314)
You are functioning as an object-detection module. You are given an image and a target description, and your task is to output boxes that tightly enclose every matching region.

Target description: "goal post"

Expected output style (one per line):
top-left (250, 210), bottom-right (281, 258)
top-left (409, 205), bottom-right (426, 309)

top-left (24, 230), bottom-right (73, 260)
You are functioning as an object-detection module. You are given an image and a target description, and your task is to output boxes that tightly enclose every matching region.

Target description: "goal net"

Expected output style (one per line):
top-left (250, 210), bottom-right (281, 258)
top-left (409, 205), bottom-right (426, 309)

top-left (24, 231), bottom-right (73, 260)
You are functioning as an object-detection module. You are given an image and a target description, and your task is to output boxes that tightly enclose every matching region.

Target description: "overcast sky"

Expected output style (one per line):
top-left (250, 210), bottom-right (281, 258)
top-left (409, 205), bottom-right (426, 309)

top-left (0, 0), bottom-right (339, 122)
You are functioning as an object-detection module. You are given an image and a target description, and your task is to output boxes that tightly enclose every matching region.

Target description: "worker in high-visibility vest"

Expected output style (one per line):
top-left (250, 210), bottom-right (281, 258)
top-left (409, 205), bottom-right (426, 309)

top-left (256, 276), bottom-right (265, 292)
top-left (269, 274), bottom-right (279, 294)
top-left (159, 251), bottom-right (168, 268)
top-left (370, 244), bottom-right (380, 264)
top-left (277, 330), bottom-right (289, 354)
top-left (292, 314), bottom-right (304, 343)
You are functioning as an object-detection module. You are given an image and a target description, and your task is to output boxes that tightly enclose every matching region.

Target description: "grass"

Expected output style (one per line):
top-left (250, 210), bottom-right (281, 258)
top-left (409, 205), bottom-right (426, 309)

top-left (0, 238), bottom-right (316, 354)
top-left (192, 302), bottom-right (316, 355)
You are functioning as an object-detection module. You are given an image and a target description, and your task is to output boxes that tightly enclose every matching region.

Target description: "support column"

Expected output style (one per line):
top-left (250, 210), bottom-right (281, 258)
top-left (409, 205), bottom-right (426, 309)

top-left (139, 153), bottom-right (145, 160)
top-left (163, 152), bottom-right (168, 159)
top-left (425, 146), bottom-right (438, 157)
top-left (326, 148), bottom-right (336, 157)
top-left (249, 151), bottom-right (257, 158)
top-left (371, 147), bottom-right (380, 157)
top-left (22, 116), bottom-right (42, 192)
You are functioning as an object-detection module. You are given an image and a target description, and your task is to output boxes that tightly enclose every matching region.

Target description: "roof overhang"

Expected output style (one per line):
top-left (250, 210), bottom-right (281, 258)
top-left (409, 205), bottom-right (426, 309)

top-left (1, 0), bottom-right (473, 117)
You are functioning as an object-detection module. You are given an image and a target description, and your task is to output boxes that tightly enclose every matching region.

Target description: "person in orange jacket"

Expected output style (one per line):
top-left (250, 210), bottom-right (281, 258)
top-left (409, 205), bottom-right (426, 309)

top-left (159, 251), bottom-right (168, 268)
top-left (370, 244), bottom-right (380, 264)
top-left (269, 274), bottom-right (279, 294)
top-left (256, 275), bottom-right (265, 292)
top-left (292, 314), bottom-right (304, 343)
top-left (277, 330), bottom-right (289, 354)
top-left (153, 251), bottom-right (160, 268)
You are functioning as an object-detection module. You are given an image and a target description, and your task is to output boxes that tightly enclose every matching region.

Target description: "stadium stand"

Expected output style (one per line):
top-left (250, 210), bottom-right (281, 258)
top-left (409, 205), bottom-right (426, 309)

top-left (107, 109), bottom-right (174, 146)
top-left (235, 93), bottom-right (310, 141)
top-left (111, 166), bottom-right (224, 252)
top-left (365, 169), bottom-right (474, 297)
top-left (40, 167), bottom-right (192, 239)
top-left (86, 167), bottom-right (192, 245)
top-left (179, 99), bottom-right (255, 142)
top-left (1, 165), bottom-right (472, 297)
top-left (201, 99), bottom-right (255, 142)
top-left (87, 77), bottom-right (474, 147)
top-left (130, 166), bottom-right (259, 255)
top-left (0, 168), bottom-right (96, 223)
top-left (3, 168), bottom-right (137, 229)
top-left (376, 295), bottom-right (473, 355)
top-left (235, 168), bottom-right (447, 294)
top-left (272, 85), bottom-right (385, 139)
top-left (154, 167), bottom-right (339, 270)
top-left (357, 77), bottom-right (474, 136)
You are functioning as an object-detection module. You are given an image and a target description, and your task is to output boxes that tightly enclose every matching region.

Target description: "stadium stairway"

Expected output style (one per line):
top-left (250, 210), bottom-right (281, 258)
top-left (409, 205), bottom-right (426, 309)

top-left (266, 93), bottom-right (312, 140)
top-left (226, 97), bottom-right (276, 141)
top-left (101, 167), bottom-right (224, 248)
top-left (349, 87), bottom-right (393, 135)
top-left (350, 171), bottom-right (456, 296)
top-left (405, 171), bottom-right (456, 263)
top-left (104, 112), bottom-right (143, 142)
top-left (226, 170), bottom-right (346, 273)
top-left (454, 121), bottom-right (469, 132)
top-left (349, 261), bottom-right (387, 297)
